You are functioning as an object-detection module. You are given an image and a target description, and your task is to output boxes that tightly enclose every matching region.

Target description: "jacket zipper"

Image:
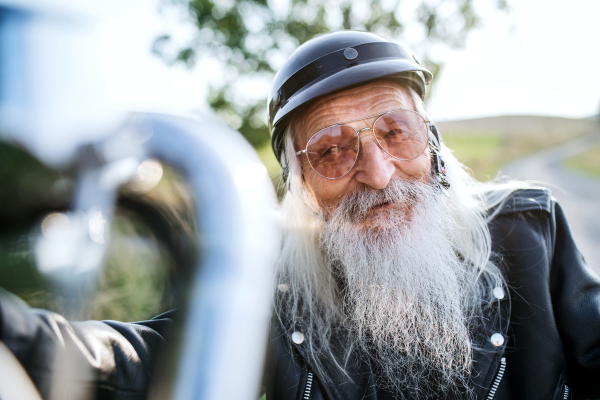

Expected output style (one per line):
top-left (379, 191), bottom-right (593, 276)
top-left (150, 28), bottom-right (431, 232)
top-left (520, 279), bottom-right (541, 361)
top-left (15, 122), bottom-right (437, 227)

top-left (303, 370), bottom-right (314, 400)
top-left (562, 384), bottom-right (570, 400)
top-left (485, 357), bottom-right (506, 400)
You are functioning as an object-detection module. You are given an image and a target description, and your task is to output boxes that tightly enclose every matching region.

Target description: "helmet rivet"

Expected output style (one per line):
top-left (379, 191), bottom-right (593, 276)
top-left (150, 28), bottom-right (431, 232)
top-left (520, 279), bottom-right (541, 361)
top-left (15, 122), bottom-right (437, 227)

top-left (343, 47), bottom-right (358, 61)
top-left (272, 92), bottom-right (280, 108)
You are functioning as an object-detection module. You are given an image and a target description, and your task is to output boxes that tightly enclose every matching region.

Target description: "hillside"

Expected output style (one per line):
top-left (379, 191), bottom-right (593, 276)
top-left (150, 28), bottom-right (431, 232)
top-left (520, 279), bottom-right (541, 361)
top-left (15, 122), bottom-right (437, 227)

top-left (434, 115), bottom-right (599, 181)
top-left (436, 115), bottom-right (598, 137)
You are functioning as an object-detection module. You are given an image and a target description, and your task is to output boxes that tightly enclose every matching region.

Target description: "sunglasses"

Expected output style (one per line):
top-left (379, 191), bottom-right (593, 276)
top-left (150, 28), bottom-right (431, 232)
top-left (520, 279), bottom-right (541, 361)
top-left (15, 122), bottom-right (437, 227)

top-left (296, 109), bottom-right (432, 179)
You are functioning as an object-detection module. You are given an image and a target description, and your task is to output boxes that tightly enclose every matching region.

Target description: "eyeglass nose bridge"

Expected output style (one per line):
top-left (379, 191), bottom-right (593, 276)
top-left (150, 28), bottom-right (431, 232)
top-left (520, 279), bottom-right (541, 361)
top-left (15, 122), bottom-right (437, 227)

top-left (355, 126), bottom-right (387, 154)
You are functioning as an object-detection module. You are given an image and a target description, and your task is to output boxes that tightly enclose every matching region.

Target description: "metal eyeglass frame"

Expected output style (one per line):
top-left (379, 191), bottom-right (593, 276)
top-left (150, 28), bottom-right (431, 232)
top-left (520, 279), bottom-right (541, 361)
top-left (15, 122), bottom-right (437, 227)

top-left (295, 108), bottom-right (435, 180)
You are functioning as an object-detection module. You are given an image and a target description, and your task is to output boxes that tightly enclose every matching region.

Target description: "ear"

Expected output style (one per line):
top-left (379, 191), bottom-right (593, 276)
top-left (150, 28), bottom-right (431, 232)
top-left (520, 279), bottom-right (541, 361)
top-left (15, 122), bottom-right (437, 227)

top-left (428, 125), bottom-right (450, 194)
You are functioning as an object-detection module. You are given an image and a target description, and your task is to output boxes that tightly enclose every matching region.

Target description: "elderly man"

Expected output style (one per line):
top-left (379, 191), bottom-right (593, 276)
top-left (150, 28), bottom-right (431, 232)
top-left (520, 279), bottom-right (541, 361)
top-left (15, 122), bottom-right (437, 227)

top-left (263, 31), bottom-right (600, 400)
top-left (0, 31), bottom-right (599, 400)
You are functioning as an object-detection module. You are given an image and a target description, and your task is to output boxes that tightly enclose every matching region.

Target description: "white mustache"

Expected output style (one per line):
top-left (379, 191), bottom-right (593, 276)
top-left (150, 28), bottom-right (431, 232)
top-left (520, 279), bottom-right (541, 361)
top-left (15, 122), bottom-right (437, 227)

top-left (331, 179), bottom-right (426, 223)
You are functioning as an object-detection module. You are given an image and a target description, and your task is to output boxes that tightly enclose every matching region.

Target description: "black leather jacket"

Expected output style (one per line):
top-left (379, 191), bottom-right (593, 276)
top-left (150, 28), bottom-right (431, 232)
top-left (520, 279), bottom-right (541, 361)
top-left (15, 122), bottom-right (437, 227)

top-left (1, 189), bottom-right (600, 399)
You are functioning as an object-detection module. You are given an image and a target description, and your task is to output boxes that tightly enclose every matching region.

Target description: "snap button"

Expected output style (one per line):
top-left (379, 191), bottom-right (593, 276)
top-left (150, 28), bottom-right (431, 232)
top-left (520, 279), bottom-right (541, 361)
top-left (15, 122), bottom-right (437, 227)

top-left (292, 331), bottom-right (305, 344)
top-left (490, 333), bottom-right (504, 347)
top-left (343, 47), bottom-right (358, 60)
top-left (272, 92), bottom-right (280, 107)
top-left (278, 283), bottom-right (289, 292)
top-left (493, 287), bottom-right (505, 300)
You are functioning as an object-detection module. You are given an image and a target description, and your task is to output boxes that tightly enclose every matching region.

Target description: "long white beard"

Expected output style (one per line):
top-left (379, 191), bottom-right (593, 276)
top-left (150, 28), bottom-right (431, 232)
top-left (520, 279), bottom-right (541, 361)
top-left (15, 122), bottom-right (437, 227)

top-left (320, 179), bottom-right (480, 399)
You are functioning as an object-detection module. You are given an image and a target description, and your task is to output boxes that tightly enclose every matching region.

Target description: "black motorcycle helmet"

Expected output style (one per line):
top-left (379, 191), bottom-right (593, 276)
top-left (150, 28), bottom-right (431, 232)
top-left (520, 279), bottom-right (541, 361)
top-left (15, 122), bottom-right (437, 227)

top-left (268, 30), bottom-right (433, 161)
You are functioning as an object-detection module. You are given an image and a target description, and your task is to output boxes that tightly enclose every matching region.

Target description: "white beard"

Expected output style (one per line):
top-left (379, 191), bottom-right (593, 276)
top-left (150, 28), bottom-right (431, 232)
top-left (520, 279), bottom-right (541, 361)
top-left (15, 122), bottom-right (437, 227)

top-left (319, 179), bottom-right (481, 399)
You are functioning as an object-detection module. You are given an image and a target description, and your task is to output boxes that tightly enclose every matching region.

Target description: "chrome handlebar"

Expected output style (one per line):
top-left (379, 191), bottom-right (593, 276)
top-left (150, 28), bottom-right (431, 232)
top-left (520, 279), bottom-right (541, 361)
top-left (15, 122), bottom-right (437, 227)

top-left (0, 3), bottom-right (280, 399)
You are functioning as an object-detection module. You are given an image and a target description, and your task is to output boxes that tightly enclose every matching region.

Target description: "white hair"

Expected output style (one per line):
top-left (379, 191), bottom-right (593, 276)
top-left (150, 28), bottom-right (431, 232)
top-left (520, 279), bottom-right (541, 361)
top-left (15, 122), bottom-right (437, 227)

top-left (273, 82), bottom-right (528, 395)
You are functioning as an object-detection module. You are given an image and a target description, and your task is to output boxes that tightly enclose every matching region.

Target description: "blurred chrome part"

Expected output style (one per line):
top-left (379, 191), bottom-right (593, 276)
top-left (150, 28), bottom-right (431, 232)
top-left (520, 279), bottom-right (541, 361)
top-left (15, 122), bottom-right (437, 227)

top-left (34, 132), bottom-right (146, 400)
top-left (33, 113), bottom-right (281, 400)
top-left (34, 132), bottom-right (146, 318)
top-left (36, 211), bottom-right (105, 275)
top-left (0, 341), bottom-right (42, 400)
top-left (1, 2), bottom-right (279, 400)
top-left (129, 159), bottom-right (164, 192)
top-left (137, 114), bottom-right (280, 400)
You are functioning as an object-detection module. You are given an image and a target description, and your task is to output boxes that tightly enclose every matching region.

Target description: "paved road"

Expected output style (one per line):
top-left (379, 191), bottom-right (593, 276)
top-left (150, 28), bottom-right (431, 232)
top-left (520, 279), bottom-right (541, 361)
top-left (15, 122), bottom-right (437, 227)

top-left (502, 133), bottom-right (600, 275)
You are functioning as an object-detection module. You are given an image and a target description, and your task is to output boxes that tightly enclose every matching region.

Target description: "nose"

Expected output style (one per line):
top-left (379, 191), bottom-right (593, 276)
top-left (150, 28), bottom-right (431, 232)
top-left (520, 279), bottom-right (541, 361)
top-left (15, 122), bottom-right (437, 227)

top-left (353, 129), bottom-right (395, 190)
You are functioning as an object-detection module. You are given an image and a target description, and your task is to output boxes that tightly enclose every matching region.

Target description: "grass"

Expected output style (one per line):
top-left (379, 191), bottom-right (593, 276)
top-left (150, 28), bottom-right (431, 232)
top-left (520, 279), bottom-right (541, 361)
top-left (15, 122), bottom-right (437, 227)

top-left (563, 146), bottom-right (600, 180)
top-left (89, 213), bottom-right (173, 321)
top-left (256, 141), bottom-right (286, 198)
top-left (256, 141), bottom-right (281, 178)
top-left (443, 132), bottom-right (580, 181)
top-left (0, 212), bottom-right (173, 322)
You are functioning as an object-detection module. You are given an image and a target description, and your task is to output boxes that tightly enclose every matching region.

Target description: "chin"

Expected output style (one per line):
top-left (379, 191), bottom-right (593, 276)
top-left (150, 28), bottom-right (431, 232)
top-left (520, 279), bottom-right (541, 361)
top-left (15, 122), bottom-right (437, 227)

top-left (364, 202), bottom-right (413, 224)
top-left (355, 206), bottom-right (415, 240)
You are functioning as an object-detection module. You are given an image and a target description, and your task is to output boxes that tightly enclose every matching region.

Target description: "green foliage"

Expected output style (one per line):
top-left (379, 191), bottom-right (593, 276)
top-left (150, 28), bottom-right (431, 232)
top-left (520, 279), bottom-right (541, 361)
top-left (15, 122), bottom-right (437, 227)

top-left (0, 143), bottom-right (71, 224)
top-left (0, 142), bottom-right (180, 321)
top-left (0, 208), bottom-right (173, 322)
top-left (90, 211), bottom-right (173, 321)
top-left (154, 0), bottom-right (506, 148)
top-left (0, 232), bottom-right (56, 310)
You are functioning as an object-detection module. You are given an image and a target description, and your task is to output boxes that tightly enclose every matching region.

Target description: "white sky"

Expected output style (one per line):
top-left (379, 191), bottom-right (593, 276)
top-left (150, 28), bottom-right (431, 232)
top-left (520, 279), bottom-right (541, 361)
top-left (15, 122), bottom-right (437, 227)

top-left (426, 0), bottom-right (600, 121)
top-left (32, 0), bottom-right (600, 122)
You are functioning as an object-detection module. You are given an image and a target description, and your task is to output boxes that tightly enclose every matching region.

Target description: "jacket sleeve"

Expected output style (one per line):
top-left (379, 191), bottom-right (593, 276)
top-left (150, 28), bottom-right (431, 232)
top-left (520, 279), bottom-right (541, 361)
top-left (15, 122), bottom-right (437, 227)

top-left (550, 202), bottom-right (600, 398)
top-left (0, 288), bottom-right (174, 400)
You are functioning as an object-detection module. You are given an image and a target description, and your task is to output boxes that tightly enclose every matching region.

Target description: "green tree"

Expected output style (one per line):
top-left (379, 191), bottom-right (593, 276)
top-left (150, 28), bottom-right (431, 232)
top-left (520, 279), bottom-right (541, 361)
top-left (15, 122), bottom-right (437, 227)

top-left (153, 0), bottom-right (508, 148)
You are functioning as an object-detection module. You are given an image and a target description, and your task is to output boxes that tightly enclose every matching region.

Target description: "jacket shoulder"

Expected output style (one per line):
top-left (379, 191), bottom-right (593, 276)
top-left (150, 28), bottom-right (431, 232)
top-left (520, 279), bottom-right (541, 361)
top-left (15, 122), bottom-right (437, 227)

top-left (492, 188), bottom-right (553, 216)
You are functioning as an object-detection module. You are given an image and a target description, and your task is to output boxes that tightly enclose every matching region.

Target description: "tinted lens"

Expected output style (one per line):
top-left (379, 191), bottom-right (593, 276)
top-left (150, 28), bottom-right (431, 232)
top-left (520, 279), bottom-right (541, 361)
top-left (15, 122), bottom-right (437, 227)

top-left (373, 110), bottom-right (428, 160)
top-left (306, 125), bottom-right (359, 179)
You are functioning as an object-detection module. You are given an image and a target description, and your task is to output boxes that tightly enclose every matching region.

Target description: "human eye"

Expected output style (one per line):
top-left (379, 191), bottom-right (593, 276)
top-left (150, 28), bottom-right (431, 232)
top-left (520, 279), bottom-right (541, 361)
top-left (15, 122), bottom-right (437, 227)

top-left (383, 128), bottom-right (403, 137)
top-left (314, 144), bottom-right (352, 165)
top-left (325, 145), bottom-right (340, 154)
top-left (321, 145), bottom-right (342, 159)
top-left (380, 127), bottom-right (407, 142)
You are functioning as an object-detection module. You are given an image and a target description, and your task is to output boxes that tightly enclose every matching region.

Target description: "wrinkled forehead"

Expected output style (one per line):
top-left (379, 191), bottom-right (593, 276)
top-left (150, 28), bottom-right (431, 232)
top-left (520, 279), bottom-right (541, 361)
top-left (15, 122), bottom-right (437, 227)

top-left (293, 80), bottom-right (416, 147)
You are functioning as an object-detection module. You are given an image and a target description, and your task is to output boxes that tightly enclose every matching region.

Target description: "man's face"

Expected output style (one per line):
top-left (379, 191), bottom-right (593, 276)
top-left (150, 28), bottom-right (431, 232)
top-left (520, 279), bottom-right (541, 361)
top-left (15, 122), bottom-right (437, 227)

top-left (295, 80), bottom-right (432, 216)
